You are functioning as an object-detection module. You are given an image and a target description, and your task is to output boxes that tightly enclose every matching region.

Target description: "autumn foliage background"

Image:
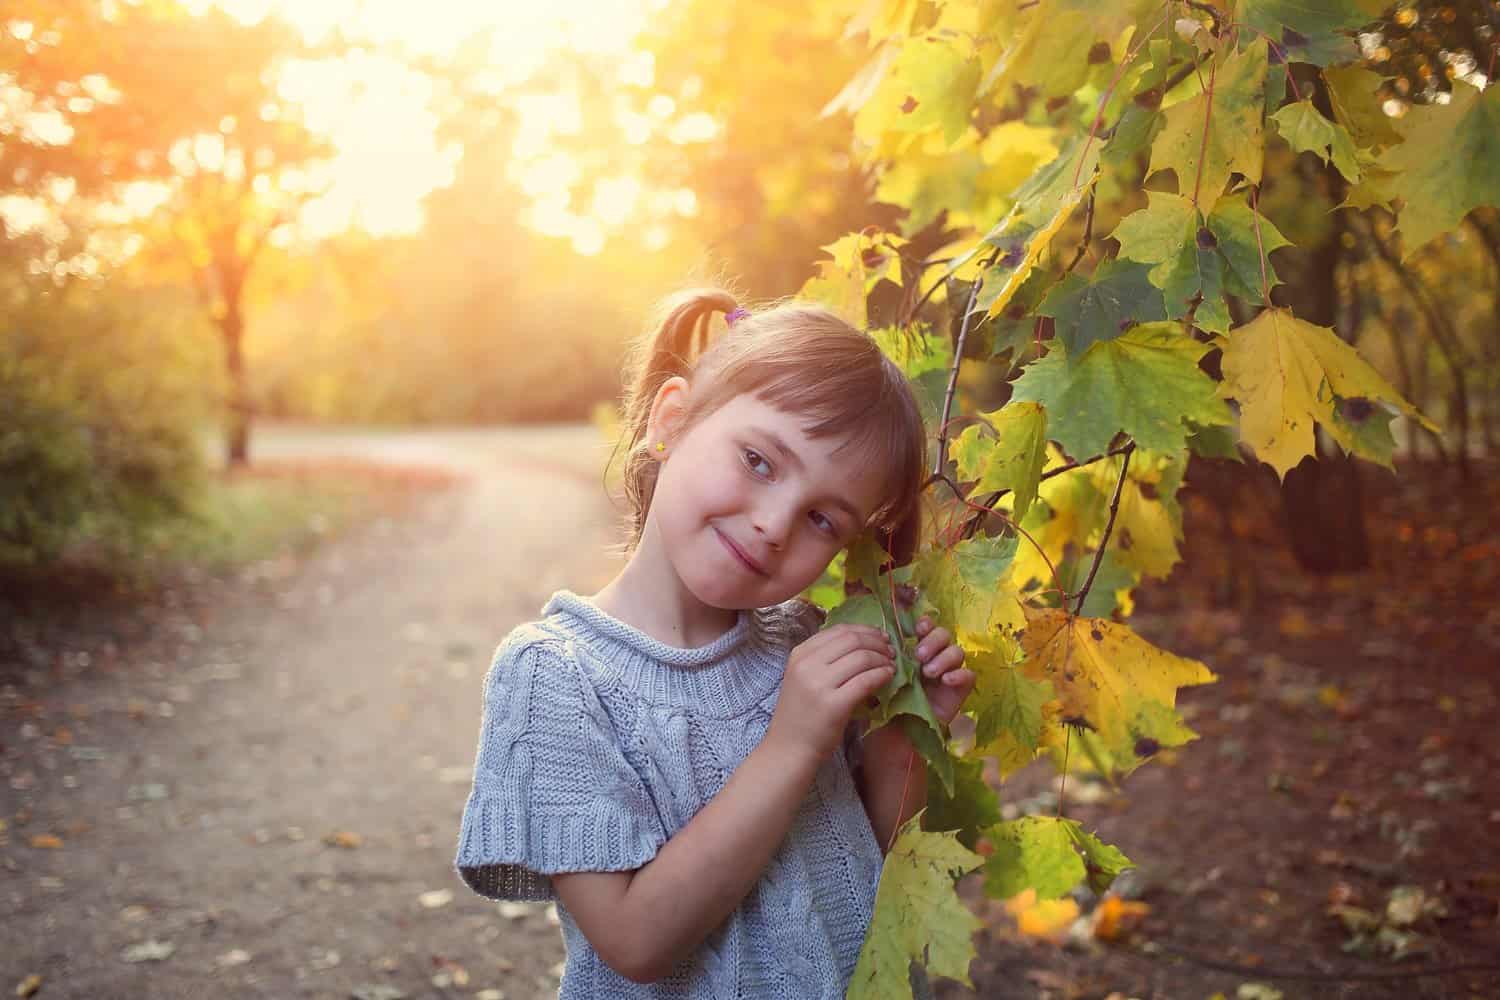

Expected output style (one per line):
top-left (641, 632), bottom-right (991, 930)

top-left (3, 0), bottom-right (1500, 997)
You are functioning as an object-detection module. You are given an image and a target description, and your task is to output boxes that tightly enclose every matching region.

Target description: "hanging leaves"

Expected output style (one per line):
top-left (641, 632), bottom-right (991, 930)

top-left (802, 0), bottom-right (1486, 991)
top-left (847, 816), bottom-right (984, 1000)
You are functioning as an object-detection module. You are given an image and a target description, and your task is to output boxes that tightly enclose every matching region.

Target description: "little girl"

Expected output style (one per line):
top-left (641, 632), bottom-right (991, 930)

top-left (454, 288), bottom-right (976, 998)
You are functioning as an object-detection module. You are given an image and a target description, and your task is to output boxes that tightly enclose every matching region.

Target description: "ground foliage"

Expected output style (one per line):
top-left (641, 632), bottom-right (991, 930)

top-left (791, 2), bottom-right (1497, 994)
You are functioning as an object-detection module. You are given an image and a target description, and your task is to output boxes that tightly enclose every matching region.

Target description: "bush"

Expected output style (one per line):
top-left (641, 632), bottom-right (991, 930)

top-left (0, 278), bottom-right (217, 569)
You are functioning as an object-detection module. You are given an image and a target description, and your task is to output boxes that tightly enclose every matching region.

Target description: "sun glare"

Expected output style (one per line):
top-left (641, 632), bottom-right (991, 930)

top-left (197, 0), bottom-right (667, 249)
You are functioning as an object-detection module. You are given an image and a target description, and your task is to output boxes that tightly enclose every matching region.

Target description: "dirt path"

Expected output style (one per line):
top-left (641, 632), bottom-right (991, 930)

top-left (3, 425), bottom-right (623, 1000)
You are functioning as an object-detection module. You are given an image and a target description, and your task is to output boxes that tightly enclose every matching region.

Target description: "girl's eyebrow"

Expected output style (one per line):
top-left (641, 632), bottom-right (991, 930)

top-left (752, 428), bottom-right (863, 522)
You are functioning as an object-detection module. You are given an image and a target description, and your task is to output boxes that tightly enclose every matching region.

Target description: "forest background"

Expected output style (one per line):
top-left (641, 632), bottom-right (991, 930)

top-left (3, 1), bottom-right (1500, 998)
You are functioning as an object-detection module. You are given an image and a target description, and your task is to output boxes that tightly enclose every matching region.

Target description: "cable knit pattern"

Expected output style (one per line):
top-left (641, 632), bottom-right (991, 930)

top-left (453, 590), bottom-right (885, 999)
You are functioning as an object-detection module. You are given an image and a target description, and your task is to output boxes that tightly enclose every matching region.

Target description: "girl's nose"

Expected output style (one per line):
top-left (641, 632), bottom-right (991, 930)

top-left (752, 502), bottom-right (796, 549)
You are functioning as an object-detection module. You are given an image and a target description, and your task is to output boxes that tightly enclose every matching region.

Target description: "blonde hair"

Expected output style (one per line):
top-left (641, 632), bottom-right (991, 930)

top-left (612, 287), bottom-right (928, 566)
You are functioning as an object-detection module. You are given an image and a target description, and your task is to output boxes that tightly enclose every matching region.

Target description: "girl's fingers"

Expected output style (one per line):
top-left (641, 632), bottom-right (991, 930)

top-left (921, 644), bottom-right (965, 677)
top-left (915, 626), bottom-right (953, 662)
top-left (942, 668), bottom-right (975, 687)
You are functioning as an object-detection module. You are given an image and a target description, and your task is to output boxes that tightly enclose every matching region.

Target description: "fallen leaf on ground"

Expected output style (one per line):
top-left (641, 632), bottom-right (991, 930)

top-left (15, 974), bottom-right (42, 997)
top-left (418, 889), bottom-right (452, 909)
top-left (323, 830), bottom-right (363, 849)
top-left (121, 939), bottom-right (175, 963)
top-left (1092, 896), bottom-right (1151, 941)
top-left (28, 834), bottom-right (62, 850)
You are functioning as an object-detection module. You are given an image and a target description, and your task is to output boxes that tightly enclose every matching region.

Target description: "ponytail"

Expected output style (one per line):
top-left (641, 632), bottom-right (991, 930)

top-left (616, 287), bottom-right (739, 551)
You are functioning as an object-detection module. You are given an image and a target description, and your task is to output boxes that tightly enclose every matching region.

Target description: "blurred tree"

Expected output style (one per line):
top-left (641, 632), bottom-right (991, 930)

top-left (2, 2), bottom-right (329, 467)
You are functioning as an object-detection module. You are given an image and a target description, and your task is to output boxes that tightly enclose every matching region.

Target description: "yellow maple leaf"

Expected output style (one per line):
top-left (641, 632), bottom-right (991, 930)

top-left (1219, 308), bottom-right (1439, 478)
top-left (1018, 608), bottom-right (1216, 772)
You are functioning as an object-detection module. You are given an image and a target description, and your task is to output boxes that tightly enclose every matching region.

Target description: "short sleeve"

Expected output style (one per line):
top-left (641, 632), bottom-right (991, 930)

top-left (781, 598), bottom-right (828, 648)
top-left (453, 632), bottom-right (667, 901)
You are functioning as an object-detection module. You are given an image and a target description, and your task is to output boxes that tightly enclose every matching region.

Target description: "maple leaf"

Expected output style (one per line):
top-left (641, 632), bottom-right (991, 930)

top-left (984, 815), bottom-right (1133, 900)
top-left (948, 401), bottom-right (1048, 521)
top-left (1217, 308), bottom-right (1440, 477)
top-left (1017, 607), bottom-right (1216, 775)
top-left (966, 641), bottom-right (1052, 778)
top-left (847, 815), bottom-right (984, 1000)
top-left (924, 754), bottom-right (1001, 850)
top-left (1272, 99), bottom-right (1360, 183)
top-left (1007, 323), bottom-right (1232, 461)
top-left (855, 36), bottom-right (980, 146)
top-left (1148, 38), bottom-right (1267, 206)
top-left (980, 138), bottom-right (1100, 320)
top-left (911, 534), bottom-right (1025, 652)
top-left (1037, 258), bottom-right (1167, 358)
top-left (1380, 81), bottom-right (1500, 259)
top-left (834, 540), bottom-right (956, 795)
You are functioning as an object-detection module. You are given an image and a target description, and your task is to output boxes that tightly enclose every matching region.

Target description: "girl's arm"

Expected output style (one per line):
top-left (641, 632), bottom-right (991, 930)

top-left (855, 720), bottom-right (927, 852)
top-left (553, 622), bottom-right (896, 984)
top-left (552, 735), bottom-right (823, 983)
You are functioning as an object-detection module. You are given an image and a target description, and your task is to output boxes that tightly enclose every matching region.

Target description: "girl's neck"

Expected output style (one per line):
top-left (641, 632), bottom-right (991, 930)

top-left (590, 530), bottom-right (740, 650)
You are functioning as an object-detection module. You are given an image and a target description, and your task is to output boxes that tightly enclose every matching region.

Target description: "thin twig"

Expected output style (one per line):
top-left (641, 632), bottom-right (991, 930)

top-left (1072, 441), bottom-right (1135, 615)
top-left (951, 442), bottom-right (1137, 539)
top-left (932, 270), bottom-right (988, 478)
top-left (1064, 189), bottom-right (1097, 276)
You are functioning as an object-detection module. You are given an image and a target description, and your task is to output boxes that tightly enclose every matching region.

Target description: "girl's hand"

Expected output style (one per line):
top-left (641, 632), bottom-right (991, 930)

top-left (912, 615), bottom-right (972, 726)
top-left (767, 624), bottom-right (896, 770)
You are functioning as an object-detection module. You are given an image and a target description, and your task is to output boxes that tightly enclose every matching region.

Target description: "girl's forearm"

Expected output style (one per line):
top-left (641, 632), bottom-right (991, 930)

top-left (857, 721), bottom-right (927, 852)
top-left (618, 735), bottom-right (822, 982)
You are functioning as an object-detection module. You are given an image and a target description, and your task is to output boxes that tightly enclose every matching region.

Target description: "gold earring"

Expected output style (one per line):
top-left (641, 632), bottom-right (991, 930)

top-left (655, 442), bottom-right (666, 453)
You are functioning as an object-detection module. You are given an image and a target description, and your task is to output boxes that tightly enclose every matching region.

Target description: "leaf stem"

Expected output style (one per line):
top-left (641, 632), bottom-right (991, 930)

top-left (1190, 47), bottom-right (1220, 208)
top-left (1072, 440), bottom-right (1135, 615)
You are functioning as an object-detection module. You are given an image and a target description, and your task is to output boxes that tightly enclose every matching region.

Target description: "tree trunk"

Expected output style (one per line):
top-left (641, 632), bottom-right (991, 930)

top-left (223, 300), bottom-right (250, 468)
top-left (1277, 190), bottom-right (1371, 573)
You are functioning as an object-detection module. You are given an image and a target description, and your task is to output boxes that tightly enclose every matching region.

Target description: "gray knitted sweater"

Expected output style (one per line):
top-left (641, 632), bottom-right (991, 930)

top-left (453, 590), bottom-right (885, 999)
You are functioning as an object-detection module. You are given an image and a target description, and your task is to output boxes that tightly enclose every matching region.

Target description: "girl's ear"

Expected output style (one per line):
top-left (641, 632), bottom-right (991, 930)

top-left (647, 375), bottom-right (691, 454)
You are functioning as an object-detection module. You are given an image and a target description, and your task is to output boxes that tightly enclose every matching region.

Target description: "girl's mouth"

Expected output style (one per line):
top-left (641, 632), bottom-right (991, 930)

top-left (715, 527), bottom-right (767, 576)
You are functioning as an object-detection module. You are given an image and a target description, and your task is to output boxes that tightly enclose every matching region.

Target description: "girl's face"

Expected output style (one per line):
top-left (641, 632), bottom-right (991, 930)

top-left (647, 383), bottom-right (892, 611)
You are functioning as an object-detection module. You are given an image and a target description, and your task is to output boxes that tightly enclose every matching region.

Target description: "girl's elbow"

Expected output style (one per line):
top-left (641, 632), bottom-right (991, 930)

top-left (607, 944), bottom-right (668, 985)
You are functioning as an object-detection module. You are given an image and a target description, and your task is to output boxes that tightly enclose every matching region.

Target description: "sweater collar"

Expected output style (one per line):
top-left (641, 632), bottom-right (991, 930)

top-left (541, 590), bottom-right (754, 668)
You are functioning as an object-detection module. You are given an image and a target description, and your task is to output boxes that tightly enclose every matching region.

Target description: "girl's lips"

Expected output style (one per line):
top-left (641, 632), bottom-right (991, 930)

top-left (715, 528), bottom-right (766, 575)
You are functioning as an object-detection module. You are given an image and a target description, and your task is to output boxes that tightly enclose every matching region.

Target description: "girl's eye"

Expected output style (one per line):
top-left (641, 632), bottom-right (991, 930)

top-left (809, 511), bottom-right (837, 537)
top-left (743, 448), bottom-right (772, 477)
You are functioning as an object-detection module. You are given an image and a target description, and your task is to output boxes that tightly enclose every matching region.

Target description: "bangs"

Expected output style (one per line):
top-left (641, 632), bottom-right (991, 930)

top-left (732, 352), bottom-right (927, 532)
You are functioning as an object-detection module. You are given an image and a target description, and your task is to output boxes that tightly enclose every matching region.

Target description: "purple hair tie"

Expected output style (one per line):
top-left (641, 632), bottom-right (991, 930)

top-left (725, 307), bottom-right (750, 326)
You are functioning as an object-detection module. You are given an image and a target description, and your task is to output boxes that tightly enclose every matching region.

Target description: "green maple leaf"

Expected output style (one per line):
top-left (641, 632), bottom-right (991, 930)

top-left (835, 540), bottom-right (956, 795)
top-left (1007, 323), bottom-right (1233, 461)
top-left (948, 401), bottom-right (1048, 521)
top-left (1272, 100), bottom-right (1361, 182)
top-left (1205, 193), bottom-right (1291, 305)
top-left (1112, 191), bottom-right (1228, 331)
top-left (1238, 0), bottom-right (1373, 65)
top-left (984, 816), bottom-right (1084, 899)
top-left (1217, 308), bottom-right (1440, 477)
top-left (925, 755), bottom-right (1001, 851)
top-left (847, 816), bottom-right (984, 1000)
top-left (1017, 608), bottom-right (1216, 775)
top-left (984, 817), bottom-right (1135, 900)
top-left (1380, 82), bottom-right (1500, 259)
top-left (967, 642), bottom-right (1051, 778)
top-left (1037, 259), bottom-right (1168, 357)
top-left (1148, 38), bottom-right (1267, 205)
top-left (855, 36), bottom-right (981, 146)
